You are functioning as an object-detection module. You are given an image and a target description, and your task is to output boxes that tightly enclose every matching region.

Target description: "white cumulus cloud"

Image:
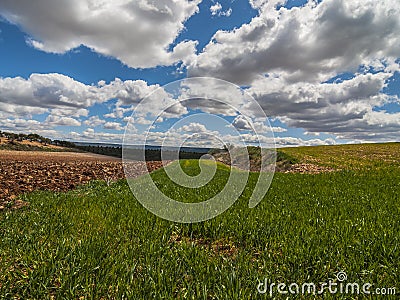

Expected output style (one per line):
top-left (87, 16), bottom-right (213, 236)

top-left (0, 0), bottom-right (201, 68)
top-left (189, 0), bottom-right (400, 84)
top-left (104, 122), bottom-right (124, 131)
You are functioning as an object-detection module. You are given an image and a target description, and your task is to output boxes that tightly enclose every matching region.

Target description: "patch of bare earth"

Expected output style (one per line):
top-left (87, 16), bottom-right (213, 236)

top-left (0, 150), bottom-right (166, 210)
top-left (283, 163), bottom-right (336, 174)
top-left (169, 234), bottom-right (238, 258)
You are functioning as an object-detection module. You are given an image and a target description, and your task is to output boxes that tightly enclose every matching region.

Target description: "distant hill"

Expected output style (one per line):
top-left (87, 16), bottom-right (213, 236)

top-left (0, 131), bottom-right (75, 152)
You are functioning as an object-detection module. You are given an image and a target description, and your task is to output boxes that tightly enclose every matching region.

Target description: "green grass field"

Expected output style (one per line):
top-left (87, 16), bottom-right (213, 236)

top-left (1, 144), bottom-right (399, 299)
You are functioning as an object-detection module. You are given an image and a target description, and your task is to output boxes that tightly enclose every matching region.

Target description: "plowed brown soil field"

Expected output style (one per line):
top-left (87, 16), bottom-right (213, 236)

top-left (0, 150), bottom-right (165, 210)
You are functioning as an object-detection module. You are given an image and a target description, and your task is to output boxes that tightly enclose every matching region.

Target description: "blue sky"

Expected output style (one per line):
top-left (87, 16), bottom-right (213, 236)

top-left (0, 0), bottom-right (399, 147)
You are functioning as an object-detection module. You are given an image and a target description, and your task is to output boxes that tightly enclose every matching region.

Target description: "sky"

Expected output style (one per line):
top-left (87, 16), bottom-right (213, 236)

top-left (0, 0), bottom-right (399, 148)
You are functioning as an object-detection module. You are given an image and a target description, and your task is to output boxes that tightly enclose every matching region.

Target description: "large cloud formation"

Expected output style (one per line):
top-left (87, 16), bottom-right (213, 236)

top-left (0, 0), bottom-right (201, 68)
top-left (0, 73), bottom-right (160, 113)
top-left (189, 0), bottom-right (400, 84)
top-left (188, 0), bottom-right (400, 142)
top-left (248, 72), bottom-right (400, 141)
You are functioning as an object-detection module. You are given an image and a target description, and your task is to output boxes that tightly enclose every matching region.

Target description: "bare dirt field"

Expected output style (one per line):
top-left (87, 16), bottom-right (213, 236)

top-left (0, 150), bottom-right (165, 210)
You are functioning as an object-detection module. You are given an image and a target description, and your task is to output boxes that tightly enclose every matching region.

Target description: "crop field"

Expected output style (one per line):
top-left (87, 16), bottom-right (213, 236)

top-left (0, 144), bottom-right (399, 299)
top-left (281, 142), bottom-right (400, 170)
